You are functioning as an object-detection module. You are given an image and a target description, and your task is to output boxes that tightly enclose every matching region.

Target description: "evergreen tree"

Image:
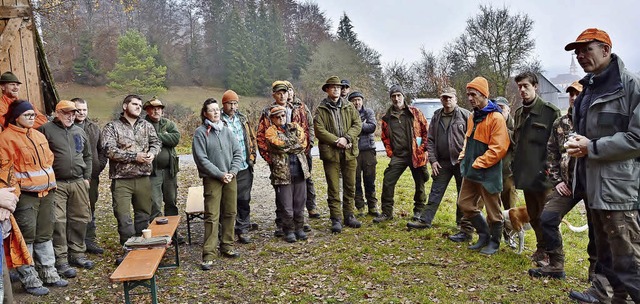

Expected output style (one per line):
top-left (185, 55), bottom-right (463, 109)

top-left (107, 30), bottom-right (167, 95)
top-left (337, 13), bottom-right (359, 49)
top-left (224, 9), bottom-right (256, 95)
top-left (264, 4), bottom-right (291, 84)
top-left (73, 31), bottom-right (105, 86)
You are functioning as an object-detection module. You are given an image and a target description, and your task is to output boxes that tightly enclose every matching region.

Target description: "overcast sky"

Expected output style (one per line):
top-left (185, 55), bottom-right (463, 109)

top-left (314, 0), bottom-right (640, 78)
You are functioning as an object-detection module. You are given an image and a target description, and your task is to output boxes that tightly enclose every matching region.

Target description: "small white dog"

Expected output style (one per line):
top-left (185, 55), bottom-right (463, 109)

top-left (502, 206), bottom-right (587, 254)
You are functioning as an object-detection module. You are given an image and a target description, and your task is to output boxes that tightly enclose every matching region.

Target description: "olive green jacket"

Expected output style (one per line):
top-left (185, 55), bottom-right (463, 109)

top-left (314, 97), bottom-right (362, 162)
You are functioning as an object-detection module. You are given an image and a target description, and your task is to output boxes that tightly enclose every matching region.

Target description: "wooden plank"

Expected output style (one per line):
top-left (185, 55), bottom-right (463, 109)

top-left (148, 215), bottom-right (180, 237)
top-left (0, 19), bottom-right (10, 72)
top-left (19, 15), bottom-right (43, 111)
top-left (0, 18), bottom-right (20, 59)
top-left (109, 248), bottom-right (166, 282)
top-left (0, 6), bottom-right (31, 19)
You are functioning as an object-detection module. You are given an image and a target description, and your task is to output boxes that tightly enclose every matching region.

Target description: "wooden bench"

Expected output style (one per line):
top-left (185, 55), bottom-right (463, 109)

top-left (185, 186), bottom-right (205, 244)
top-left (110, 248), bottom-right (166, 304)
top-left (147, 215), bottom-right (181, 269)
top-left (110, 215), bottom-right (181, 303)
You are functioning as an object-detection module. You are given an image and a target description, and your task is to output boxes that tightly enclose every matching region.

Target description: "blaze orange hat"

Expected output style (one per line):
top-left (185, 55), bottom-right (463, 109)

top-left (466, 77), bottom-right (489, 98)
top-left (55, 100), bottom-right (78, 112)
top-left (221, 90), bottom-right (239, 104)
top-left (565, 28), bottom-right (612, 51)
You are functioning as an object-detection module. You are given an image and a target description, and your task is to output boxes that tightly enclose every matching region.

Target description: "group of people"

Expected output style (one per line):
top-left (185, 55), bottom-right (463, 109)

top-left (0, 26), bottom-right (637, 303)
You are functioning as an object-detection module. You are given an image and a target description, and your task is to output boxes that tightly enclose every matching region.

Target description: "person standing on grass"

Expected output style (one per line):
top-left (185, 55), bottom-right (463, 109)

top-left (143, 97), bottom-right (181, 224)
top-left (347, 91), bottom-right (379, 217)
top-left (314, 76), bottom-right (362, 233)
top-left (102, 94), bottom-right (160, 264)
top-left (563, 28), bottom-right (640, 303)
top-left (0, 100), bottom-right (65, 296)
top-left (39, 100), bottom-right (95, 279)
top-left (374, 84), bottom-right (429, 225)
top-left (193, 98), bottom-right (242, 271)
top-left (511, 71), bottom-right (561, 266)
top-left (452, 77), bottom-right (509, 256)
top-left (220, 90), bottom-right (258, 244)
top-left (265, 105), bottom-right (311, 243)
top-left (72, 98), bottom-right (107, 255)
top-left (408, 87), bottom-right (470, 232)
top-left (284, 81), bottom-right (319, 220)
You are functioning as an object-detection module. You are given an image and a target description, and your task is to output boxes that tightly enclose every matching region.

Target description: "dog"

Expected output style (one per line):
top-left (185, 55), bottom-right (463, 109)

top-left (502, 206), bottom-right (588, 254)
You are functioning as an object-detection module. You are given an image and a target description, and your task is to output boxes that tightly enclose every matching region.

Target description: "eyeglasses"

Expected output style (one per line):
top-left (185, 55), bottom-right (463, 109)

top-left (273, 114), bottom-right (286, 119)
top-left (21, 113), bottom-right (36, 119)
top-left (206, 109), bottom-right (220, 113)
top-left (574, 43), bottom-right (605, 56)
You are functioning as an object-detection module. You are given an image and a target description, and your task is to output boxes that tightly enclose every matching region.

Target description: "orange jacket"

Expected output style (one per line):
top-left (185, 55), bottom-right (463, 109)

top-left (0, 124), bottom-right (56, 197)
top-left (380, 106), bottom-right (429, 168)
top-left (0, 95), bottom-right (48, 128)
top-left (3, 215), bottom-right (34, 268)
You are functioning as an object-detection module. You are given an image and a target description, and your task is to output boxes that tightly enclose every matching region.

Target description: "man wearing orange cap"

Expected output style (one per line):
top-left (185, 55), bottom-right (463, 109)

top-left (511, 71), bottom-right (561, 265)
top-left (39, 100), bottom-right (94, 278)
top-left (453, 76), bottom-right (509, 256)
top-left (0, 72), bottom-right (48, 128)
top-left (221, 90), bottom-right (257, 244)
top-left (563, 28), bottom-right (640, 303)
top-left (143, 97), bottom-right (180, 223)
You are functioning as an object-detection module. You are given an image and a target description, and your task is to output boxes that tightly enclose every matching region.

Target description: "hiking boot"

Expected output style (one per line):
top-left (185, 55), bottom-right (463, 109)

top-left (56, 263), bottom-right (77, 279)
top-left (531, 248), bottom-right (549, 267)
top-left (529, 267), bottom-right (566, 279)
top-left (330, 218), bottom-right (342, 233)
top-left (284, 232), bottom-right (297, 243)
top-left (303, 224), bottom-right (312, 232)
top-left (568, 289), bottom-right (600, 303)
top-left (44, 278), bottom-right (68, 287)
top-left (115, 252), bottom-right (128, 266)
top-left (412, 211), bottom-right (421, 221)
top-left (308, 209), bottom-right (320, 219)
top-left (367, 207), bottom-right (380, 217)
top-left (407, 219), bottom-right (431, 229)
top-left (528, 248), bottom-right (566, 279)
top-left (70, 256), bottom-right (95, 269)
top-left (373, 213), bottom-right (393, 223)
top-left (251, 222), bottom-right (259, 231)
top-left (26, 286), bottom-right (49, 296)
top-left (448, 231), bottom-right (472, 242)
top-left (274, 227), bottom-right (285, 238)
top-left (85, 241), bottom-right (104, 255)
top-left (295, 230), bottom-right (308, 240)
top-left (237, 234), bottom-right (252, 244)
top-left (221, 250), bottom-right (240, 258)
top-left (344, 214), bottom-right (361, 228)
top-left (201, 260), bottom-right (214, 271)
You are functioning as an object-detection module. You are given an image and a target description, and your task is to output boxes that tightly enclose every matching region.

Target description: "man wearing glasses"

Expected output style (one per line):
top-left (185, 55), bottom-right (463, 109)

top-left (0, 72), bottom-right (48, 128)
top-left (102, 95), bottom-right (160, 264)
top-left (39, 100), bottom-right (94, 278)
top-left (314, 76), bottom-right (362, 233)
top-left (564, 28), bottom-right (640, 304)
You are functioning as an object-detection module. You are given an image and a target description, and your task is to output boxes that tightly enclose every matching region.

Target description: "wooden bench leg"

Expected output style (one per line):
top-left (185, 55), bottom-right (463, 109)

top-left (186, 213), bottom-right (193, 245)
top-left (122, 275), bottom-right (158, 304)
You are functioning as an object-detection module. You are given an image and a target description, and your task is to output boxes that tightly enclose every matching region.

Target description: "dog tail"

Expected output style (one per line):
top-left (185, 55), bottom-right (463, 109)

top-left (561, 219), bottom-right (588, 232)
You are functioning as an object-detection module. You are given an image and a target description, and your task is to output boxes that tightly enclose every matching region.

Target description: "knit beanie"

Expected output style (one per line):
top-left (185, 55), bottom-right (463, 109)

top-left (222, 90), bottom-right (239, 104)
top-left (5, 100), bottom-right (33, 127)
top-left (466, 77), bottom-right (489, 98)
top-left (389, 84), bottom-right (404, 96)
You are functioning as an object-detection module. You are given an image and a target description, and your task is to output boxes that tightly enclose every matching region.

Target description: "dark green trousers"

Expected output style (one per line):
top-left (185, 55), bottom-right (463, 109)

top-left (149, 168), bottom-right (179, 219)
top-left (321, 154), bottom-right (357, 221)
top-left (380, 156), bottom-right (428, 217)
top-left (202, 177), bottom-right (237, 261)
top-left (85, 177), bottom-right (99, 243)
top-left (14, 191), bottom-right (55, 244)
top-left (52, 179), bottom-right (91, 265)
top-left (111, 177), bottom-right (152, 245)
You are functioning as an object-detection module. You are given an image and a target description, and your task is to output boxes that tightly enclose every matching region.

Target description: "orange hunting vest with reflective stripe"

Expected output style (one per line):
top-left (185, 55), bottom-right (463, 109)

top-left (0, 124), bottom-right (56, 197)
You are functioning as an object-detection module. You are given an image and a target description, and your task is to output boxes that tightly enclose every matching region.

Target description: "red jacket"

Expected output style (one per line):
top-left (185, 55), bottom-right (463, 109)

top-left (380, 105), bottom-right (429, 168)
top-left (0, 124), bottom-right (56, 197)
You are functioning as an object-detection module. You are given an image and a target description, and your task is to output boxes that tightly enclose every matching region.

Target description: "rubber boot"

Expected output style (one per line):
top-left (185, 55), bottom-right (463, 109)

top-left (480, 221), bottom-right (503, 255)
top-left (528, 247), bottom-right (566, 279)
top-left (468, 214), bottom-right (490, 251)
top-left (33, 241), bottom-right (66, 286)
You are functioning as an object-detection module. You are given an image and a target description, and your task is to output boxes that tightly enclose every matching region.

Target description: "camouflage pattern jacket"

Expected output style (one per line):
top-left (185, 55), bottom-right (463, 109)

top-left (257, 99), bottom-right (312, 164)
top-left (101, 115), bottom-right (161, 179)
top-left (265, 122), bottom-right (310, 185)
top-left (547, 113), bottom-right (575, 187)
